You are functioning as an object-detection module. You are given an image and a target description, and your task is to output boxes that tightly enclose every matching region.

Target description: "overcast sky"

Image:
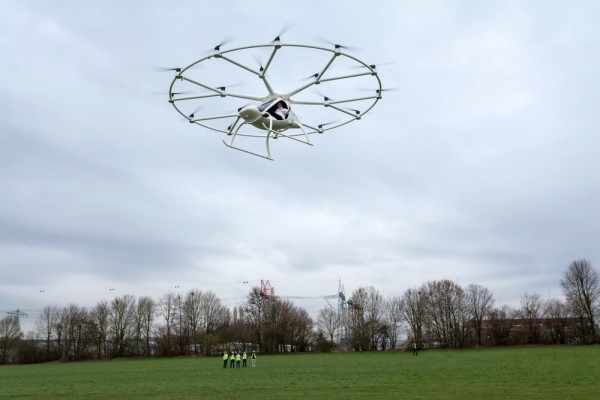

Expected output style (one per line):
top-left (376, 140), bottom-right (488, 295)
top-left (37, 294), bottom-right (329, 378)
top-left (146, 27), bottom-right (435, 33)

top-left (1, 0), bottom-right (599, 332)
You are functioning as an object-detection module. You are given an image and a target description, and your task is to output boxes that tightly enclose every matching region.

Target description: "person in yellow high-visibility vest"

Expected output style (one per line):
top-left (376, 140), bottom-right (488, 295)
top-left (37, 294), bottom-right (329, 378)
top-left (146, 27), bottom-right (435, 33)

top-left (235, 352), bottom-right (241, 368)
top-left (251, 350), bottom-right (257, 367)
top-left (229, 352), bottom-right (235, 368)
top-left (223, 351), bottom-right (228, 368)
top-left (242, 351), bottom-right (247, 367)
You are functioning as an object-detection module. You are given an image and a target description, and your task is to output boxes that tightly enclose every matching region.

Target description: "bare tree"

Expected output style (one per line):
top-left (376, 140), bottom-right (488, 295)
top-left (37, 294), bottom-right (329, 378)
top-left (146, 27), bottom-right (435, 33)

top-left (347, 287), bottom-right (368, 351)
top-left (64, 304), bottom-right (90, 359)
top-left (0, 315), bottom-right (22, 364)
top-left (316, 307), bottom-right (339, 350)
top-left (264, 298), bottom-right (291, 353)
top-left (286, 306), bottom-right (313, 352)
top-left (182, 290), bottom-right (202, 355)
top-left (135, 296), bottom-right (156, 356)
top-left (35, 305), bottom-right (59, 360)
top-left (561, 259), bottom-right (599, 343)
top-left (90, 300), bottom-right (110, 358)
top-left (517, 292), bottom-right (543, 344)
top-left (465, 284), bottom-right (494, 346)
top-left (364, 287), bottom-right (385, 350)
top-left (158, 292), bottom-right (176, 355)
top-left (262, 299), bottom-right (313, 353)
top-left (347, 286), bottom-right (385, 351)
top-left (199, 290), bottom-right (229, 336)
top-left (172, 294), bottom-right (189, 355)
top-left (543, 298), bottom-right (569, 344)
top-left (54, 307), bottom-right (67, 358)
top-left (401, 286), bottom-right (426, 349)
top-left (198, 290), bottom-right (229, 354)
top-left (385, 296), bottom-right (404, 350)
top-left (424, 280), bottom-right (470, 348)
top-left (110, 294), bottom-right (136, 357)
top-left (243, 287), bottom-right (269, 350)
top-left (488, 305), bottom-right (513, 346)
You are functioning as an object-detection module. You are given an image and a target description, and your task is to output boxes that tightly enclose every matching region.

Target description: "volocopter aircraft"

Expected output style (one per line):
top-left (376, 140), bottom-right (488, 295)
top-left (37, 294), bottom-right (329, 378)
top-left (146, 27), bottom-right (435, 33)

top-left (166, 32), bottom-right (385, 160)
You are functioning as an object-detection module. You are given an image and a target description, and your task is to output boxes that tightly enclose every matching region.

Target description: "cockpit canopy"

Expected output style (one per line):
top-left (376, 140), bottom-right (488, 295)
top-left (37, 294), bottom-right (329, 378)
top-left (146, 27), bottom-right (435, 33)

top-left (257, 98), bottom-right (288, 112)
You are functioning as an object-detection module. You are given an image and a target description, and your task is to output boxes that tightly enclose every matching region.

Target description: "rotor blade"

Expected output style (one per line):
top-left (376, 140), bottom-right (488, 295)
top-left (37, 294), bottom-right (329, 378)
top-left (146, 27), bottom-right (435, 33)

top-left (349, 61), bottom-right (395, 70)
top-left (212, 35), bottom-right (234, 51)
top-left (153, 67), bottom-right (182, 73)
top-left (188, 106), bottom-right (202, 118)
top-left (272, 22), bottom-right (294, 42)
top-left (214, 82), bottom-right (243, 91)
top-left (152, 91), bottom-right (193, 96)
top-left (253, 55), bottom-right (265, 72)
top-left (360, 87), bottom-right (399, 94)
top-left (301, 72), bottom-right (319, 81)
top-left (315, 36), bottom-right (359, 52)
top-left (313, 89), bottom-right (333, 101)
top-left (317, 120), bottom-right (338, 129)
top-left (376, 87), bottom-right (399, 93)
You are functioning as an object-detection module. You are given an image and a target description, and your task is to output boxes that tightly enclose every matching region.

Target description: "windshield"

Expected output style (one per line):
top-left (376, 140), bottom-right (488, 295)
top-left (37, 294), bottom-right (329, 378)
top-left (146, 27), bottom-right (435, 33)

top-left (257, 100), bottom-right (275, 112)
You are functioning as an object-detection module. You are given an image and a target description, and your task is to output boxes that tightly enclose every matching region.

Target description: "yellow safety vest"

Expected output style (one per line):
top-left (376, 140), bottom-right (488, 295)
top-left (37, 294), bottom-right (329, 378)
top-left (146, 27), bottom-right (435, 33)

top-left (229, 354), bottom-right (235, 361)
top-left (242, 352), bottom-right (247, 359)
top-left (235, 354), bottom-right (241, 361)
top-left (223, 353), bottom-right (228, 360)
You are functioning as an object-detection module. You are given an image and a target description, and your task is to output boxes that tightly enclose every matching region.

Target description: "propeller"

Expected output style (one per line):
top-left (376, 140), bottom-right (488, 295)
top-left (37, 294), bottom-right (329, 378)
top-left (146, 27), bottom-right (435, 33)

top-left (152, 91), bottom-right (192, 96)
top-left (315, 36), bottom-right (359, 52)
top-left (214, 82), bottom-right (242, 91)
top-left (376, 87), bottom-right (398, 94)
top-left (188, 106), bottom-right (202, 119)
top-left (314, 89), bottom-right (332, 102)
top-left (361, 87), bottom-right (399, 94)
top-left (253, 55), bottom-right (265, 72)
top-left (153, 67), bottom-right (183, 73)
top-left (272, 22), bottom-right (294, 42)
top-left (301, 72), bottom-right (319, 81)
top-left (350, 61), bottom-right (395, 70)
top-left (345, 108), bottom-right (362, 119)
top-left (212, 35), bottom-right (234, 51)
top-left (318, 121), bottom-right (338, 129)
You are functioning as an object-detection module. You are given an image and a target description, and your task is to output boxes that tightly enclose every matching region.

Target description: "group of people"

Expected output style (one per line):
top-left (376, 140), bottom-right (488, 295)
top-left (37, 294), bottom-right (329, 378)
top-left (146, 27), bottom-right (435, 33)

top-left (222, 350), bottom-right (256, 368)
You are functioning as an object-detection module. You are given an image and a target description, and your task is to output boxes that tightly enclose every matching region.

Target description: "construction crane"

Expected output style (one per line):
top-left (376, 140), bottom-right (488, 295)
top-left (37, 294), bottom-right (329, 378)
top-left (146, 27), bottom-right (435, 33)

top-left (259, 279), bottom-right (350, 347)
top-left (6, 308), bottom-right (29, 318)
top-left (259, 279), bottom-right (341, 303)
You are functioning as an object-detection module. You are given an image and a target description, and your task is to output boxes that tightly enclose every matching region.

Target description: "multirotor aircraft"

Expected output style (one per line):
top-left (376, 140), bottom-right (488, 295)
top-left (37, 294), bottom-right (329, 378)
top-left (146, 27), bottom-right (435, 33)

top-left (166, 35), bottom-right (384, 160)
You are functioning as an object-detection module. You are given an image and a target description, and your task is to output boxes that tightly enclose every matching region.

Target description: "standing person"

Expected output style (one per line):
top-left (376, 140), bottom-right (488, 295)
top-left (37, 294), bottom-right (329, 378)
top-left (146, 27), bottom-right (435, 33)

top-left (235, 352), bottom-right (241, 368)
top-left (412, 342), bottom-right (418, 356)
top-left (251, 350), bottom-right (257, 367)
top-left (242, 351), bottom-right (247, 368)
top-left (229, 351), bottom-right (235, 368)
top-left (223, 351), bottom-right (229, 368)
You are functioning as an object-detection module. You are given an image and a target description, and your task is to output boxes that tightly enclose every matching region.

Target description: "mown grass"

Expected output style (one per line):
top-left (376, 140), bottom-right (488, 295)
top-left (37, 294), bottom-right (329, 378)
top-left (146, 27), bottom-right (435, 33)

top-left (1, 346), bottom-right (599, 399)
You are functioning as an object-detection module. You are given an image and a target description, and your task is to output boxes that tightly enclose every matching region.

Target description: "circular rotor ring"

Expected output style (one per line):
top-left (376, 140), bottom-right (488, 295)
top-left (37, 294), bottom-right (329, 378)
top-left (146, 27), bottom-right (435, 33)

top-left (168, 42), bottom-right (383, 138)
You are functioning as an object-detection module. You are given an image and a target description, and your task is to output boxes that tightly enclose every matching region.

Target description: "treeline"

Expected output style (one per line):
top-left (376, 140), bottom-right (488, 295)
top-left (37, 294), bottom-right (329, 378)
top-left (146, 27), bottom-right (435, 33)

top-left (1, 259), bottom-right (598, 364)
top-left (327, 259), bottom-right (598, 351)
top-left (0, 287), bottom-right (312, 364)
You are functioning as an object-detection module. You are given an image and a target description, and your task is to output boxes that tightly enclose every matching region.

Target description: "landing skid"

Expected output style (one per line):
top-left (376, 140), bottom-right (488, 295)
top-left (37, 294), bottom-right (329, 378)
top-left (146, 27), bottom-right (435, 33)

top-left (222, 116), bottom-right (312, 161)
top-left (222, 140), bottom-right (274, 160)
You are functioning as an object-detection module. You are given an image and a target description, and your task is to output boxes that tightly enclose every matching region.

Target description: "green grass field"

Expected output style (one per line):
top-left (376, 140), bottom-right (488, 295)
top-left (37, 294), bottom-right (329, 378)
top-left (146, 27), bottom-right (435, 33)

top-left (1, 346), bottom-right (599, 399)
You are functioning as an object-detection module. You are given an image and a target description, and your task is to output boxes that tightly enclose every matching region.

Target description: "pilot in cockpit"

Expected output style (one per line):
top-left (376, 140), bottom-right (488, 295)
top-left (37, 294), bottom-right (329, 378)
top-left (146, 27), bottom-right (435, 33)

top-left (272, 101), bottom-right (289, 120)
